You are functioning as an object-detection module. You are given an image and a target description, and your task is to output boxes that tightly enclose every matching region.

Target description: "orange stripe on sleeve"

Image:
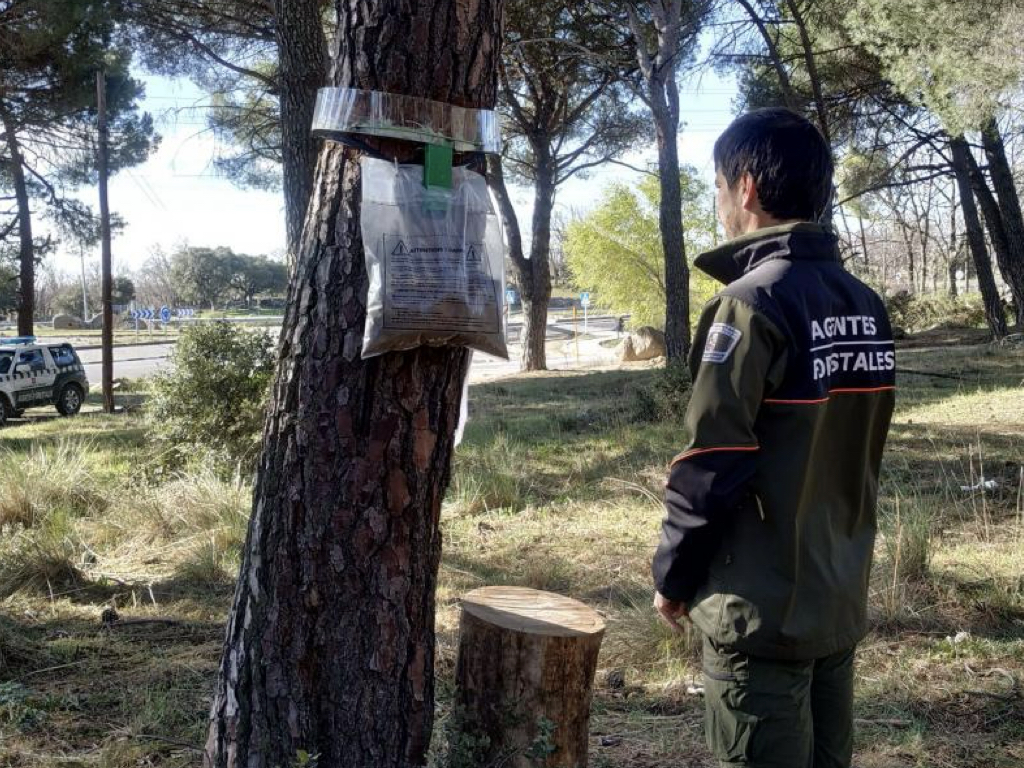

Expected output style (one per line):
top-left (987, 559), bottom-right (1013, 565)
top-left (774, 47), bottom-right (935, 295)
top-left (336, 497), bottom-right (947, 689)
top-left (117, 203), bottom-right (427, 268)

top-left (670, 445), bottom-right (760, 467)
top-left (828, 385), bottom-right (896, 395)
top-left (763, 385), bottom-right (896, 405)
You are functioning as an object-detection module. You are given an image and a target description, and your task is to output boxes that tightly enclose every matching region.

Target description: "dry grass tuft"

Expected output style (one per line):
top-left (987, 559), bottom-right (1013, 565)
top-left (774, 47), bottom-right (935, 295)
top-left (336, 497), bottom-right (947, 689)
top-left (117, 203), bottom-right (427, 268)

top-left (0, 440), bottom-right (107, 528)
top-left (0, 511), bottom-right (83, 598)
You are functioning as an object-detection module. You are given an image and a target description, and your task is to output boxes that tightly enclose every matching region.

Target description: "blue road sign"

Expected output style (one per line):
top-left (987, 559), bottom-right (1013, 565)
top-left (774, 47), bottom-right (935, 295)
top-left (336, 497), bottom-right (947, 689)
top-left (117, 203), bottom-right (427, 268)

top-left (160, 306), bottom-right (172, 323)
top-left (580, 292), bottom-right (591, 308)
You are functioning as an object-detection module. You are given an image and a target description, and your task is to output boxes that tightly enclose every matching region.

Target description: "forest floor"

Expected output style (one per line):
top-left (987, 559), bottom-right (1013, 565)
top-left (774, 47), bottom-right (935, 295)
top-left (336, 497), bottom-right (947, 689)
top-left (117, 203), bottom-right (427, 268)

top-left (0, 335), bottom-right (1022, 767)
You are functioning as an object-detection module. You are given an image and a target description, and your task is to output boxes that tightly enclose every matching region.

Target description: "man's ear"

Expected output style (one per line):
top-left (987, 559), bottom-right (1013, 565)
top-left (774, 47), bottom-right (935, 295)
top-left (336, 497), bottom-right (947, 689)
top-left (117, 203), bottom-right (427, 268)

top-left (740, 172), bottom-right (759, 212)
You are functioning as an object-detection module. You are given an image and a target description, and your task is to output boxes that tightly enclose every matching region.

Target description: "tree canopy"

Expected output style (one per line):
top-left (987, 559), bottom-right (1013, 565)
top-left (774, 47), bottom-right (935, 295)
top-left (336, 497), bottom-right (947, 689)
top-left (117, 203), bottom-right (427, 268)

top-left (168, 245), bottom-right (287, 310)
top-left (1, 0), bottom-right (157, 331)
top-left (566, 169), bottom-right (718, 328)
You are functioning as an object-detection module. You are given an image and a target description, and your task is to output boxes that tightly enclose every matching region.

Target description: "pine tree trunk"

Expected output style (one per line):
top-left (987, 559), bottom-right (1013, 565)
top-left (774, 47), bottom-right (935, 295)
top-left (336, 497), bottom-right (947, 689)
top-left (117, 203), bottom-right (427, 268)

top-left (519, 153), bottom-right (555, 372)
top-left (271, 0), bottom-right (327, 267)
top-left (202, 2), bottom-right (502, 766)
top-left (653, 90), bottom-right (690, 362)
top-left (963, 150), bottom-right (1020, 317)
top-left (981, 119), bottom-right (1024, 328)
top-left (626, 4), bottom-right (690, 361)
top-left (520, 287), bottom-right (549, 371)
top-left (0, 103), bottom-right (34, 336)
top-left (949, 136), bottom-right (1008, 340)
top-left (487, 153), bottom-right (549, 371)
top-left (949, 195), bottom-right (959, 299)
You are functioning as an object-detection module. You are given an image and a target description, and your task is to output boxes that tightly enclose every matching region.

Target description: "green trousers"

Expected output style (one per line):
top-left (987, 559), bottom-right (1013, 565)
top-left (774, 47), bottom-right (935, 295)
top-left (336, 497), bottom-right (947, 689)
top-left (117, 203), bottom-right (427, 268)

top-left (702, 637), bottom-right (855, 768)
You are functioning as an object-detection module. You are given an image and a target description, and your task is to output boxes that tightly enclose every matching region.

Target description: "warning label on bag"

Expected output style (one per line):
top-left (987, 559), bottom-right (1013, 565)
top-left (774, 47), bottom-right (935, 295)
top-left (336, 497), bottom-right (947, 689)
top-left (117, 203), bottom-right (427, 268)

top-left (382, 233), bottom-right (500, 333)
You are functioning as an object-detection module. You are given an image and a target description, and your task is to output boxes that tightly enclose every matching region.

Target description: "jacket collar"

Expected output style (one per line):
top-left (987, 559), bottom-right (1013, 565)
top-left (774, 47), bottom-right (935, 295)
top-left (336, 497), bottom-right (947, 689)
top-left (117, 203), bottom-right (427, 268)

top-left (694, 222), bottom-right (840, 285)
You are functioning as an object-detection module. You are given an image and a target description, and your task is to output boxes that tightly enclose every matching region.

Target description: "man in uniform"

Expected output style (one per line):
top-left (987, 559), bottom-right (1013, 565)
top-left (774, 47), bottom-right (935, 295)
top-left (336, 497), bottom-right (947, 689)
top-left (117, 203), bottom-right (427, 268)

top-left (652, 108), bottom-right (895, 767)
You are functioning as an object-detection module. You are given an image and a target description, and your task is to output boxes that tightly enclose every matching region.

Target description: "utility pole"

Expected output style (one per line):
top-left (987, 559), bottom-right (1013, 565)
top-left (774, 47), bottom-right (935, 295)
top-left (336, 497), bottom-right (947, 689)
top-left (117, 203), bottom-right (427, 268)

top-left (97, 71), bottom-right (114, 413)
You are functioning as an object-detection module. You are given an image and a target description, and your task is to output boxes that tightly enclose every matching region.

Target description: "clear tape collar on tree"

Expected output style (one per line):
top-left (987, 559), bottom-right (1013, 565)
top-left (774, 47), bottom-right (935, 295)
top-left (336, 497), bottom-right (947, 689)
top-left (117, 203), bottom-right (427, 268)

top-left (312, 88), bottom-right (502, 155)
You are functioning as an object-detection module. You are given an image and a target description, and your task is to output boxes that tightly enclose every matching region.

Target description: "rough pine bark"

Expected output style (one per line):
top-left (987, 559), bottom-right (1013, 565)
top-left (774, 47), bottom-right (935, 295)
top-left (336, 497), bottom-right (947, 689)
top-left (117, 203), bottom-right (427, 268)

top-left (271, 0), bottom-right (327, 265)
top-left (202, 2), bottom-right (503, 767)
top-left (0, 103), bottom-right (34, 336)
top-left (949, 136), bottom-right (1008, 340)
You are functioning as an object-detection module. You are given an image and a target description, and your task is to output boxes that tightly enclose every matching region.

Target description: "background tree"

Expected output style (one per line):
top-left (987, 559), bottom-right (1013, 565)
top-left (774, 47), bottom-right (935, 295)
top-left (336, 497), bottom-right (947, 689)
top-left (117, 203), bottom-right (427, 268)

top-left (715, 0), bottom-right (1019, 338)
top-left (202, 0), bottom-right (503, 765)
top-left (565, 169), bottom-right (717, 327)
top-left (848, 0), bottom-right (1024, 332)
top-left (169, 245), bottom-right (235, 310)
top-left (611, 0), bottom-right (710, 361)
top-left (489, 0), bottom-right (649, 371)
top-left (0, 0), bottom-right (156, 334)
top-left (51, 273), bottom-right (134, 317)
top-left (126, 0), bottom-right (330, 263)
top-left (226, 253), bottom-right (288, 308)
top-left (133, 246), bottom-right (181, 307)
top-left (948, 136), bottom-right (1008, 337)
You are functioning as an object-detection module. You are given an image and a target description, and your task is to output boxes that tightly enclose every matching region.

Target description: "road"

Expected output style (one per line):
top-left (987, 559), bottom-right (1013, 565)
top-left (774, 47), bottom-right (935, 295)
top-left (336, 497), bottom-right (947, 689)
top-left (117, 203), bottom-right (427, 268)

top-left (76, 316), bottom-right (626, 387)
top-left (78, 343), bottom-right (175, 383)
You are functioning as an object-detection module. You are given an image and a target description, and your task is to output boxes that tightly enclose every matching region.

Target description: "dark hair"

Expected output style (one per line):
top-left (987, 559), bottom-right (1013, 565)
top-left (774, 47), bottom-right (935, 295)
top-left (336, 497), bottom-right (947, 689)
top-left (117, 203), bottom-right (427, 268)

top-left (714, 108), bottom-right (834, 221)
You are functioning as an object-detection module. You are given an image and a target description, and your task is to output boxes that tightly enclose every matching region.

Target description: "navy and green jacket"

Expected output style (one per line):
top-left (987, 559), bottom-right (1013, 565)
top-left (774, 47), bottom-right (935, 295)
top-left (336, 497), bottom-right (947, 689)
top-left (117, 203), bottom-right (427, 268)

top-left (653, 222), bottom-right (896, 660)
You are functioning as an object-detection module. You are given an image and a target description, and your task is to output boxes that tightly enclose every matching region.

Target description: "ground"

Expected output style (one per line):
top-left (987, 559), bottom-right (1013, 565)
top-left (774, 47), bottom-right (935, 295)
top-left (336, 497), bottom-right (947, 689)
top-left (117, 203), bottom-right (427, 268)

top-left (0, 338), bottom-right (1021, 767)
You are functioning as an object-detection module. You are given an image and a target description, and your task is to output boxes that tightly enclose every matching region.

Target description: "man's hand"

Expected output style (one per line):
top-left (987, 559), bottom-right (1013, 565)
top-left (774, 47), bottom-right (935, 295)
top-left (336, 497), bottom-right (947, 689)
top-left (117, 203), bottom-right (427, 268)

top-left (654, 591), bottom-right (689, 634)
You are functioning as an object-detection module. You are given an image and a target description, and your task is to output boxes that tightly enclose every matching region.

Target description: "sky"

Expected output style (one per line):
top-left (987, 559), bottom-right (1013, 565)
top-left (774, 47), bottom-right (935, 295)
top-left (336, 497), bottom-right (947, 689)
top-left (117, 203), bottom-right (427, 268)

top-left (53, 69), bottom-right (740, 277)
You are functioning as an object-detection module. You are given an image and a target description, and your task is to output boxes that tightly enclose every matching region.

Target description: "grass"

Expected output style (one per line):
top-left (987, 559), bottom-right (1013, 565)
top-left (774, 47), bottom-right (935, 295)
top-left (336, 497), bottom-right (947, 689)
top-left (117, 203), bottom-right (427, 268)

top-left (0, 338), bottom-right (1022, 766)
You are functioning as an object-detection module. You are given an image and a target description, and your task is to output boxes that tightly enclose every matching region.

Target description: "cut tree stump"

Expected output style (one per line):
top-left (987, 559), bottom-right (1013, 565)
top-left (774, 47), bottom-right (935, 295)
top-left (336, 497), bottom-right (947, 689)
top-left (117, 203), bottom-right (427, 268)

top-left (453, 586), bottom-right (606, 767)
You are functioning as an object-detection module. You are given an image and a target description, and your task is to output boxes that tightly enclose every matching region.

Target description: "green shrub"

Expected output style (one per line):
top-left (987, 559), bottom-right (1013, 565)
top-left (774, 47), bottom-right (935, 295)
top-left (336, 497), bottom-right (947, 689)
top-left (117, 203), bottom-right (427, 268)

top-left (629, 362), bottom-right (692, 423)
top-left (147, 322), bottom-right (275, 471)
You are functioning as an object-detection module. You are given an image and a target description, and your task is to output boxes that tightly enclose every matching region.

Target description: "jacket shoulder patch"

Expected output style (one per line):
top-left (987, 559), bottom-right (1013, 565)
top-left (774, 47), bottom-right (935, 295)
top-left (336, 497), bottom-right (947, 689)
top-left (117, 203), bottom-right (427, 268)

top-left (702, 323), bottom-right (743, 364)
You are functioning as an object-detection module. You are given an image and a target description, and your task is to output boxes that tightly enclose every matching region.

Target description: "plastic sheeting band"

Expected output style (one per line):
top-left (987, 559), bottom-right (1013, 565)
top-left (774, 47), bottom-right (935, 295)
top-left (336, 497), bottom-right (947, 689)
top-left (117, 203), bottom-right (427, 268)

top-left (312, 88), bottom-right (502, 153)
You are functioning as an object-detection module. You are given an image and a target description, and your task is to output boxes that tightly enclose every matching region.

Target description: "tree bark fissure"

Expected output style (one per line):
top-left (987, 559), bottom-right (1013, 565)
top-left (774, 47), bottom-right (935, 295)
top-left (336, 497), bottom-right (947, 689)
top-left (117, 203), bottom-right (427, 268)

top-left (203, 1), bottom-right (502, 766)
